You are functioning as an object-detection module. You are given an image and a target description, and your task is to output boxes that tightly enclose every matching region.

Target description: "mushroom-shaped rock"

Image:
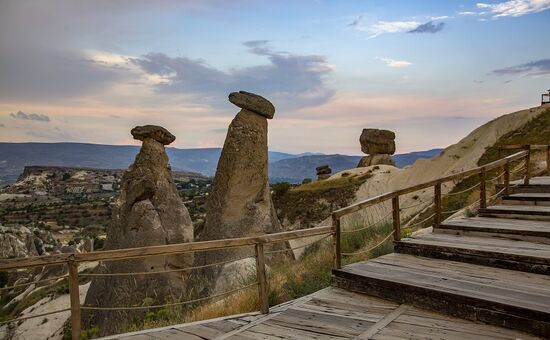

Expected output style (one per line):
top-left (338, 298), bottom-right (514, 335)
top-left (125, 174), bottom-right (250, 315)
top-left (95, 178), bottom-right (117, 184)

top-left (316, 165), bottom-right (331, 175)
top-left (131, 125), bottom-right (175, 145)
top-left (360, 128), bottom-right (396, 155)
top-left (228, 91), bottom-right (275, 119)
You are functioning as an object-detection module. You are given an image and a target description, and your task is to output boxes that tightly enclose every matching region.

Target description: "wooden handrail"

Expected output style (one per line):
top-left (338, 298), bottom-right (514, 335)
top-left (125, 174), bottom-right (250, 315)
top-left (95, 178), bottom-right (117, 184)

top-left (332, 150), bottom-right (527, 219)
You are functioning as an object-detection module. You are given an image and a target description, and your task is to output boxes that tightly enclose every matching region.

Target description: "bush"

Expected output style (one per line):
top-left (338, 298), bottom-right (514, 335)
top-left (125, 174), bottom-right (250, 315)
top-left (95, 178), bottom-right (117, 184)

top-left (271, 182), bottom-right (292, 195)
top-left (302, 178), bottom-right (312, 184)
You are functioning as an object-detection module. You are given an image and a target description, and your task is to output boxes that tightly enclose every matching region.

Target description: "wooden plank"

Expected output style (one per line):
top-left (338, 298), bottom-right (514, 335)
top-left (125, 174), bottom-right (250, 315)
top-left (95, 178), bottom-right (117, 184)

top-left (263, 308), bottom-right (372, 337)
top-left (355, 304), bottom-right (409, 339)
top-left (395, 234), bottom-right (550, 274)
top-left (392, 197), bottom-right (400, 241)
top-left (333, 253), bottom-right (550, 336)
top-left (480, 205), bottom-right (550, 218)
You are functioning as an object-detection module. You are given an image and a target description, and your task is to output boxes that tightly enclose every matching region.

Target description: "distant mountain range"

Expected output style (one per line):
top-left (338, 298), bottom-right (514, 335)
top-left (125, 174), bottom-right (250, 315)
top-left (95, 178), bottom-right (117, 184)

top-left (0, 142), bottom-right (442, 185)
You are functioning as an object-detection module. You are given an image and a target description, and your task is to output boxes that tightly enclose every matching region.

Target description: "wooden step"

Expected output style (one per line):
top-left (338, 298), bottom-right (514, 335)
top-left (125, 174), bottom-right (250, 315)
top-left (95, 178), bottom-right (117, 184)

top-left (479, 205), bottom-right (550, 221)
top-left (332, 253), bottom-right (550, 337)
top-left (504, 176), bottom-right (550, 194)
top-left (502, 193), bottom-right (550, 206)
top-left (394, 233), bottom-right (550, 274)
top-left (435, 216), bottom-right (550, 244)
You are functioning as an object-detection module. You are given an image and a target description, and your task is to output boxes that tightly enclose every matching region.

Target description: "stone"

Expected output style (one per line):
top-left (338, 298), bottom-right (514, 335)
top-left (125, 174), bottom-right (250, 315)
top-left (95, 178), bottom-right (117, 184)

top-left (130, 125), bottom-right (176, 145)
top-left (359, 128), bottom-right (396, 155)
top-left (82, 126), bottom-right (193, 336)
top-left (228, 91), bottom-right (275, 119)
top-left (316, 165), bottom-right (331, 175)
top-left (357, 154), bottom-right (395, 167)
top-left (197, 93), bottom-right (288, 293)
top-left (317, 174), bottom-right (330, 180)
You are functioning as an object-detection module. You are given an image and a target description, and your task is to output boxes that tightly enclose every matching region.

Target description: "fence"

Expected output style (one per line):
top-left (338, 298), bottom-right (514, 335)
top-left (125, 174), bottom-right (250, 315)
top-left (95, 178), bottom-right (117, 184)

top-left (0, 144), bottom-right (548, 339)
top-left (331, 144), bottom-right (550, 269)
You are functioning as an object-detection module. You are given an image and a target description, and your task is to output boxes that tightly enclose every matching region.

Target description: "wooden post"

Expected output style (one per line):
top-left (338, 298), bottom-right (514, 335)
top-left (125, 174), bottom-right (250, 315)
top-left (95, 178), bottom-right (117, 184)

top-left (392, 196), bottom-right (400, 241)
top-left (504, 161), bottom-right (510, 196)
top-left (434, 182), bottom-right (442, 227)
top-left (524, 145), bottom-right (531, 185)
top-left (332, 214), bottom-right (341, 269)
top-left (479, 168), bottom-right (487, 209)
top-left (68, 258), bottom-right (81, 340)
top-left (547, 145), bottom-right (550, 176)
top-left (254, 243), bottom-right (269, 314)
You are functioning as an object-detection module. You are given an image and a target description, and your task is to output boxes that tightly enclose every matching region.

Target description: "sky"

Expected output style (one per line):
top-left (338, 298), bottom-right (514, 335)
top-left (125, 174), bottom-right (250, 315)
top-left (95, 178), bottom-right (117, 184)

top-left (0, 0), bottom-right (549, 155)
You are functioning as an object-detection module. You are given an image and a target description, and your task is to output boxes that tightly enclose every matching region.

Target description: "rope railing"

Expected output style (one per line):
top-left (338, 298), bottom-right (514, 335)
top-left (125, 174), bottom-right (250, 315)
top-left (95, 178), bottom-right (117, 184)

top-left (80, 282), bottom-right (258, 311)
top-left (442, 182), bottom-right (480, 197)
top-left (404, 212), bottom-right (436, 229)
top-left (0, 274), bottom-right (68, 291)
top-left (80, 255), bottom-right (255, 277)
top-left (340, 210), bottom-right (392, 234)
top-left (0, 308), bottom-right (71, 326)
top-left (264, 234), bottom-right (332, 255)
top-left (341, 231), bottom-right (395, 257)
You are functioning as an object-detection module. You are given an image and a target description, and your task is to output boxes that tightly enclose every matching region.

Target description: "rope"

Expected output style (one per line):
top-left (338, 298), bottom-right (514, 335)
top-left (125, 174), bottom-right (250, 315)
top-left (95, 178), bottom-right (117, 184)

top-left (400, 200), bottom-right (427, 210)
top-left (80, 255), bottom-right (255, 277)
top-left (404, 212), bottom-right (435, 229)
top-left (341, 231), bottom-right (395, 257)
top-left (488, 187), bottom-right (507, 201)
top-left (0, 308), bottom-right (70, 325)
top-left (0, 275), bottom-right (68, 291)
top-left (443, 182), bottom-right (480, 197)
top-left (487, 171), bottom-right (505, 183)
top-left (264, 234), bottom-right (332, 254)
top-left (80, 282), bottom-right (258, 311)
top-left (442, 207), bottom-right (462, 215)
top-left (341, 210), bottom-right (392, 234)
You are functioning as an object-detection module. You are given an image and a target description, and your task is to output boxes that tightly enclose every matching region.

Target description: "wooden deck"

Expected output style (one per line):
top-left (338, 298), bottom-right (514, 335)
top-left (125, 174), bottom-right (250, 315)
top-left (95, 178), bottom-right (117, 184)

top-left (106, 287), bottom-right (539, 340)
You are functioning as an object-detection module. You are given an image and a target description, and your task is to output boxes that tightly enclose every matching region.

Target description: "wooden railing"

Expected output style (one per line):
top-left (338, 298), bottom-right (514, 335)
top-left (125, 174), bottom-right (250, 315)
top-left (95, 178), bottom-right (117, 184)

top-left (0, 226), bottom-right (334, 339)
top-left (331, 145), bottom-right (549, 269)
top-left (0, 144), bottom-right (548, 339)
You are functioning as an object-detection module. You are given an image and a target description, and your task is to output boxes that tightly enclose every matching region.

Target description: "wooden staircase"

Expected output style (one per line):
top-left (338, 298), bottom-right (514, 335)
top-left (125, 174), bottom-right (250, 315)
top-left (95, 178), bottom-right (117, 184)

top-left (333, 176), bottom-right (550, 337)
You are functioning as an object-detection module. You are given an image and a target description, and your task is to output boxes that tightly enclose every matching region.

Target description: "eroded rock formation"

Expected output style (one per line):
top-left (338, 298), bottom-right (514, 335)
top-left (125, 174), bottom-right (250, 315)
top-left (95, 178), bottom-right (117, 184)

top-left (357, 128), bottom-right (396, 167)
top-left (82, 125), bottom-right (193, 336)
top-left (316, 165), bottom-right (332, 180)
top-left (197, 91), bottom-right (287, 293)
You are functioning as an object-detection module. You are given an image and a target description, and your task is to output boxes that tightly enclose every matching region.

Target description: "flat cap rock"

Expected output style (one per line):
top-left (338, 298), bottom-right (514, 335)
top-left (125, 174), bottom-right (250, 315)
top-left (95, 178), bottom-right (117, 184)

top-left (131, 125), bottom-right (176, 145)
top-left (228, 91), bottom-right (275, 119)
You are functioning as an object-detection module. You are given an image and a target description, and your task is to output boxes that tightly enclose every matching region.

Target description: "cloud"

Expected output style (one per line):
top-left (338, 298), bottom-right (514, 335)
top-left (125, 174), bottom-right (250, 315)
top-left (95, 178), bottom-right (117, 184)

top-left (476, 0), bottom-right (550, 17)
top-left (0, 124), bottom-right (5, 128)
top-left (130, 41), bottom-right (335, 110)
top-left (408, 21), bottom-right (445, 33)
top-left (9, 111), bottom-right (51, 122)
top-left (365, 20), bottom-right (420, 38)
top-left (458, 11), bottom-right (479, 15)
top-left (378, 58), bottom-right (413, 68)
top-left (491, 59), bottom-right (550, 76)
top-left (347, 15), bottom-right (363, 27)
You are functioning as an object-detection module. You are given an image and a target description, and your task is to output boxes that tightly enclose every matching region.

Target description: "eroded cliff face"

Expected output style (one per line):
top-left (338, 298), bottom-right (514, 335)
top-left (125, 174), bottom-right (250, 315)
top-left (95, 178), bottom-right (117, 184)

top-left (82, 125), bottom-right (193, 336)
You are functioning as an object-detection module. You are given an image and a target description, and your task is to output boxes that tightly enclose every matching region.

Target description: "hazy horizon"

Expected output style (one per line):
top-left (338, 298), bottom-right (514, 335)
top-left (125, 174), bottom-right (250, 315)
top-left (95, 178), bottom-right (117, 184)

top-left (0, 0), bottom-right (549, 155)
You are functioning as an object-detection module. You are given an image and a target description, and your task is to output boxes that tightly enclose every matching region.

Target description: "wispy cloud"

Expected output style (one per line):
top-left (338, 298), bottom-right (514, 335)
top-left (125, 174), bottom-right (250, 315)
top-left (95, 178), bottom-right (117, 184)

top-left (459, 0), bottom-right (550, 18)
top-left (347, 15), bottom-right (363, 27)
top-left (364, 20), bottom-right (420, 38)
top-left (378, 57), bottom-right (413, 68)
top-left (408, 21), bottom-right (445, 33)
top-left (9, 111), bottom-right (50, 122)
top-left (491, 58), bottom-right (550, 76)
top-left (477, 0), bottom-right (550, 18)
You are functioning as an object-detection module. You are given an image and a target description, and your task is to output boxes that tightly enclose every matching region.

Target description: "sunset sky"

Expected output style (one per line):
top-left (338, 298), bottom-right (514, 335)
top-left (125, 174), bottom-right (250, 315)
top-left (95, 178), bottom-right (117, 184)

top-left (0, 0), bottom-right (549, 155)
